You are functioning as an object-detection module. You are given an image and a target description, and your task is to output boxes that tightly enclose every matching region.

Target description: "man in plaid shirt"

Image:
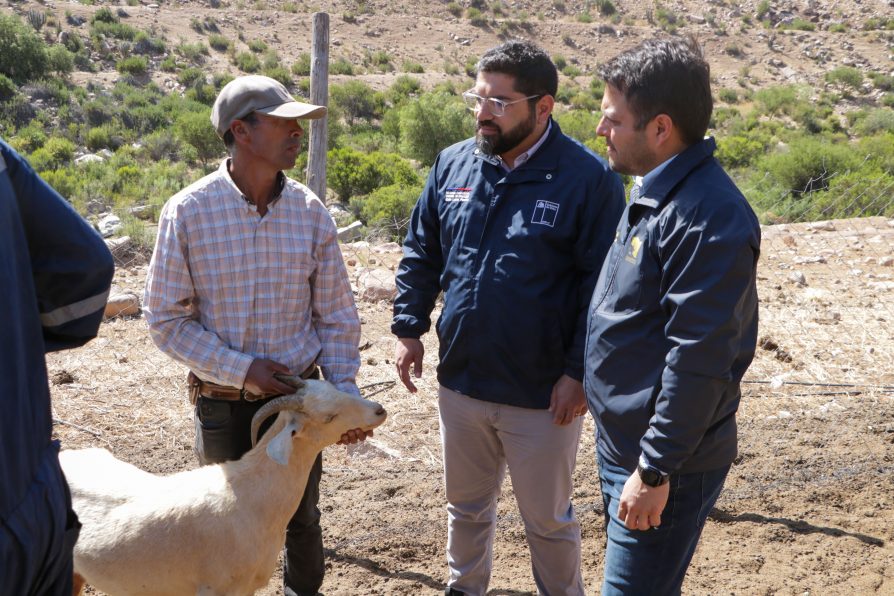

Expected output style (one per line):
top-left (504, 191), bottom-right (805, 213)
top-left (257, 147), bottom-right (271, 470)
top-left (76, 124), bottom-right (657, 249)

top-left (144, 75), bottom-right (369, 596)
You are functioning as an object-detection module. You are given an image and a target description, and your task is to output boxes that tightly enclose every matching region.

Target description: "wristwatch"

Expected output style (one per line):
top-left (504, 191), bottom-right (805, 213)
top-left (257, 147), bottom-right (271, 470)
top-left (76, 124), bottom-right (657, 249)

top-left (636, 457), bottom-right (669, 487)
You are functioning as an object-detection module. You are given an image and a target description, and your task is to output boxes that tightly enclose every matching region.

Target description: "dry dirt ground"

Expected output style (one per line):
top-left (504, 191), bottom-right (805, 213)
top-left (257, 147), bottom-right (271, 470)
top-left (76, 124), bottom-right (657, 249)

top-left (50, 217), bottom-right (894, 595)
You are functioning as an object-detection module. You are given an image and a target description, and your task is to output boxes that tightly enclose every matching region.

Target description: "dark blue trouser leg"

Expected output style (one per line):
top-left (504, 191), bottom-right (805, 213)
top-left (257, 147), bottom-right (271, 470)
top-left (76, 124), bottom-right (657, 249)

top-left (597, 454), bottom-right (730, 596)
top-left (0, 443), bottom-right (79, 596)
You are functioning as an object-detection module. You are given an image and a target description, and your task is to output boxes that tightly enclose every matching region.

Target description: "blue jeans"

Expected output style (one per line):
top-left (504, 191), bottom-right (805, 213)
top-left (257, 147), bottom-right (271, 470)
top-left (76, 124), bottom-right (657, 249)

top-left (598, 455), bottom-right (730, 596)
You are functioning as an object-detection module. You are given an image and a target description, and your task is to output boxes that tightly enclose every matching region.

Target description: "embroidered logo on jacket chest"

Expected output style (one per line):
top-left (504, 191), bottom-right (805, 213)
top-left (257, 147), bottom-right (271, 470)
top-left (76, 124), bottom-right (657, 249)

top-left (445, 187), bottom-right (472, 202)
top-left (532, 200), bottom-right (560, 227)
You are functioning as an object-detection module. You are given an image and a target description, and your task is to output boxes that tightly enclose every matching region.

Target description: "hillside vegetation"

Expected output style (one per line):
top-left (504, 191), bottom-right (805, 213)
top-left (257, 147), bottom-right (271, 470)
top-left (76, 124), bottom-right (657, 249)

top-left (2, 0), bottom-right (893, 244)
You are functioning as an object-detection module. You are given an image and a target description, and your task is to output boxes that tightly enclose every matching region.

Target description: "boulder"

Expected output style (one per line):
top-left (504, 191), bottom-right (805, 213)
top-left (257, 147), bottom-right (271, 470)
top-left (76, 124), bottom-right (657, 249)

top-left (357, 268), bottom-right (397, 303)
top-left (104, 293), bottom-right (141, 318)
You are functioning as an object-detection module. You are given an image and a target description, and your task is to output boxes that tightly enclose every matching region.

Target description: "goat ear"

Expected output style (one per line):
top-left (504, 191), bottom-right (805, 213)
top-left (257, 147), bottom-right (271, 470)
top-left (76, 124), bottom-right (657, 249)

top-left (266, 416), bottom-right (304, 466)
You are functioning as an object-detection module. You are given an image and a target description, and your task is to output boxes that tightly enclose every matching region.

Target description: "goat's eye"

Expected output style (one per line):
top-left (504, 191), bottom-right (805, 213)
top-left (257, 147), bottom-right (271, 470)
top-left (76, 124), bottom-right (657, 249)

top-left (325, 414), bottom-right (337, 423)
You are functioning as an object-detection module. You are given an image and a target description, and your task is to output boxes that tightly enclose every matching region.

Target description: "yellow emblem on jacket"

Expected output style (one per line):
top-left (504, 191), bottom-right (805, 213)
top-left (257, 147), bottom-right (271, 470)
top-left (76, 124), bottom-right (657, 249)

top-left (625, 235), bottom-right (643, 264)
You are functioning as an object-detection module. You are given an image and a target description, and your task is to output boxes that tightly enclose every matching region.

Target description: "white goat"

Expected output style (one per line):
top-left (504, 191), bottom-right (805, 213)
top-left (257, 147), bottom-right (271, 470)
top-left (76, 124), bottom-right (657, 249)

top-left (60, 376), bottom-right (387, 596)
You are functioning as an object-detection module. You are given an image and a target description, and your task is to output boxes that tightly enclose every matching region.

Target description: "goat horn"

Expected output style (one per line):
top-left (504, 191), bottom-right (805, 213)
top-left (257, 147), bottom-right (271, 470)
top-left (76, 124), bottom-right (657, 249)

top-left (250, 394), bottom-right (305, 448)
top-left (273, 373), bottom-right (306, 390)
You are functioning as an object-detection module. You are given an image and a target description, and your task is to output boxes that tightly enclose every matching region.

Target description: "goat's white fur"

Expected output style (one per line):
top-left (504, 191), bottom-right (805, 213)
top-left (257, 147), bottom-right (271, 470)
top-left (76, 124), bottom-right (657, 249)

top-left (60, 379), bottom-right (386, 596)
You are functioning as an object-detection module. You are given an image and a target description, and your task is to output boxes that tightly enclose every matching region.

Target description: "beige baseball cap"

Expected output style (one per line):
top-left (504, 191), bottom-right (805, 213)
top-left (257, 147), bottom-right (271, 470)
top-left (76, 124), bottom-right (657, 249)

top-left (210, 75), bottom-right (327, 138)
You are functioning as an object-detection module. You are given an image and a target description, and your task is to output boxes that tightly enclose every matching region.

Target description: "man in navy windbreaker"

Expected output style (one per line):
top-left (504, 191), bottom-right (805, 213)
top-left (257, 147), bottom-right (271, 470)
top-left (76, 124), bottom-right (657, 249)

top-left (392, 41), bottom-right (624, 596)
top-left (585, 38), bottom-right (760, 595)
top-left (0, 138), bottom-right (114, 594)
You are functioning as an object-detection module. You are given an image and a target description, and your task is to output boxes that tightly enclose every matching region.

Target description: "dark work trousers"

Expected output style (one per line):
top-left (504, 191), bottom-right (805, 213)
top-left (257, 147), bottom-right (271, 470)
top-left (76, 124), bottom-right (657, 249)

top-left (195, 394), bottom-right (324, 596)
top-left (0, 442), bottom-right (80, 596)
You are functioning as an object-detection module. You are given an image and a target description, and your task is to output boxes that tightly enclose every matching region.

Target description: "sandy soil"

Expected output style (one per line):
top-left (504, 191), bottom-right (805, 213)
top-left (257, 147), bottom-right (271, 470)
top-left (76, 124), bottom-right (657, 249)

top-left (51, 217), bottom-right (894, 595)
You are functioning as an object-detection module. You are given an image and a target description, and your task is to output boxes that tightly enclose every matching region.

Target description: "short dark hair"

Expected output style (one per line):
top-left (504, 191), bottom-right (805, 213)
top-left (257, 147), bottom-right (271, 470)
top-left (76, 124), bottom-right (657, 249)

top-left (597, 36), bottom-right (712, 146)
top-left (222, 110), bottom-right (259, 152)
top-left (477, 39), bottom-right (558, 99)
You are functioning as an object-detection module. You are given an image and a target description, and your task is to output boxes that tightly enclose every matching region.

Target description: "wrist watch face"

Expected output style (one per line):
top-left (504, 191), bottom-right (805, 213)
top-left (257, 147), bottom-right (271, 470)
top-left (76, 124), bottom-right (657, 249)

top-left (638, 465), bottom-right (667, 487)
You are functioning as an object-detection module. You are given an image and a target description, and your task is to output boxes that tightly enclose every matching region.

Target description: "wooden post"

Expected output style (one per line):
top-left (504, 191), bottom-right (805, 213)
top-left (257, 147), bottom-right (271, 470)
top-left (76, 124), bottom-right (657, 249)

top-left (307, 12), bottom-right (329, 203)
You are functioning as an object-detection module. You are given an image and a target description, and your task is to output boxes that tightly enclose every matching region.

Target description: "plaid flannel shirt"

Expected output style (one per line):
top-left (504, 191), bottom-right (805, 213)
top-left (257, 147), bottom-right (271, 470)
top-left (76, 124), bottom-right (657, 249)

top-left (144, 160), bottom-right (361, 395)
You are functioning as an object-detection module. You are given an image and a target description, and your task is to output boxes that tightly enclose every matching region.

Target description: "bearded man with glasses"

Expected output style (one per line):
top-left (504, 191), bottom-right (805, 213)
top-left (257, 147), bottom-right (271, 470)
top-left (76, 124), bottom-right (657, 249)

top-left (393, 40), bottom-right (625, 596)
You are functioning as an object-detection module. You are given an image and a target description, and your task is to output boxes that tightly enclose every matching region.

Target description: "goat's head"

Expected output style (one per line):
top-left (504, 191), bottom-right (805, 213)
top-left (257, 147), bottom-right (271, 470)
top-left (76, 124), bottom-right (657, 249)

top-left (249, 377), bottom-right (387, 465)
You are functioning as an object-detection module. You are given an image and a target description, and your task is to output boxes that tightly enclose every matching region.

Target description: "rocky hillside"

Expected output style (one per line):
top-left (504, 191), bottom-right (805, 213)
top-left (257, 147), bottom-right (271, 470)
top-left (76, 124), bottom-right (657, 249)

top-left (7, 0), bottom-right (894, 102)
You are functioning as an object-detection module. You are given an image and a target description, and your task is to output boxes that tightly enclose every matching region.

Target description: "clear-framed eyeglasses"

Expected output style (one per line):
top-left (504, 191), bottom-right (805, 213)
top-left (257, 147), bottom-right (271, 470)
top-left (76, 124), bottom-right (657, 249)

top-left (462, 91), bottom-right (542, 117)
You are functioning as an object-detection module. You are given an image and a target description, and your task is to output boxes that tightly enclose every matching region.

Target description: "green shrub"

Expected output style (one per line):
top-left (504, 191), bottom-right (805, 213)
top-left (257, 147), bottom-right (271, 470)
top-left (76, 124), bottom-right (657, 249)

top-left (577, 12), bottom-right (592, 23)
top-left (829, 23), bottom-right (846, 33)
top-left (133, 31), bottom-right (166, 55)
top-left (861, 17), bottom-right (894, 31)
top-left (248, 39), bottom-right (268, 53)
top-left (402, 60), bottom-right (424, 74)
top-left (208, 33), bottom-right (231, 52)
top-left (813, 169), bottom-right (894, 219)
top-left (868, 73), bottom-right (894, 92)
top-left (857, 133), bottom-right (894, 173)
top-left (779, 18), bottom-right (814, 31)
top-left (46, 45), bottom-right (74, 76)
top-left (397, 91), bottom-right (474, 166)
top-left (262, 66), bottom-right (292, 87)
top-left (355, 182), bottom-right (424, 240)
top-left (90, 15), bottom-right (138, 41)
top-left (561, 64), bottom-right (582, 78)
top-left (554, 110), bottom-right (600, 145)
top-left (468, 8), bottom-right (488, 26)
top-left (446, 2), bottom-right (462, 16)
top-left (596, 0), bottom-right (616, 16)
top-left (292, 52), bottom-right (311, 76)
top-left (756, 0), bottom-right (770, 20)
top-left (718, 88), bottom-right (738, 104)
top-left (175, 109), bottom-right (221, 166)
top-left (116, 55), bottom-right (148, 76)
top-left (328, 147), bottom-right (420, 200)
top-left (716, 135), bottom-right (765, 169)
top-left (143, 130), bottom-right (184, 161)
top-left (86, 125), bottom-right (113, 151)
top-left (10, 123), bottom-right (47, 153)
top-left (330, 57), bottom-right (354, 76)
top-left (0, 73), bottom-right (17, 101)
top-left (387, 75), bottom-right (422, 106)
top-left (825, 66), bottom-right (863, 91)
top-left (0, 13), bottom-right (49, 83)
top-left (178, 67), bottom-right (205, 86)
top-left (91, 7), bottom-right (117, 23)
top-left (233, 51), bottom-right (261, 72)
top-left (28, 137), bottom-right (76, 171)
top-left (262, 50), bottom-right (281, 70)
top-left (40, 167), bottom-right (83, 202)
top-left (330, 80), bottom-right (382, 125)
top-left (758, 137), bottom-right (860, 195)
top-left (160, 56), bottom-right (179, 72)
top-left (853, 109), bottom-right (894, 137)
top-left (655, 5), bottom-right (679, 31)
top-left (177, 42), bottom-right (208, 63)
top-left (753, 84), bottom-right (808, 116)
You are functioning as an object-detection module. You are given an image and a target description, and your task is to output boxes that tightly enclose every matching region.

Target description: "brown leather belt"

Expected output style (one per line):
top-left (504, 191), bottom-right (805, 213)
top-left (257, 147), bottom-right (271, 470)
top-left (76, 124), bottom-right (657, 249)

top-left (187, 363), bottom-right (319, 404)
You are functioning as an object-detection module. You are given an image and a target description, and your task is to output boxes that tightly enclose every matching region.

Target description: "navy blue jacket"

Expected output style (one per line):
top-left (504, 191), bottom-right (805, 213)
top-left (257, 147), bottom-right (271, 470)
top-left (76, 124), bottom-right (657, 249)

top-left (0, 139), bottom-right (113, 592)
top-left (585, 137), bottom-right (760, 474)
top-left (393, 122), bottom-right (625, 409)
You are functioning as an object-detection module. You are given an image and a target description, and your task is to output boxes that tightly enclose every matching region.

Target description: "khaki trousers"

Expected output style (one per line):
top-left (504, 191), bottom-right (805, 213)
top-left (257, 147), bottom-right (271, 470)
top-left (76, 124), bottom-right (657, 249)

top-left (438, 386), bottom-right (585, 596)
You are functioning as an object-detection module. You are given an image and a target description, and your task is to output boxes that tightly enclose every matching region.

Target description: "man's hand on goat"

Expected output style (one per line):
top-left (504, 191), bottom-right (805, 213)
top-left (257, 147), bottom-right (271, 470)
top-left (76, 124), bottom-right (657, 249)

top-left (337, 428), bottom-right (374, 445)
top-left (548, 374), bottom-right (588, 426)
top-left (395, 338), bottom-right (424, 393)
top-left (244, 359), bottom-right (296, 396)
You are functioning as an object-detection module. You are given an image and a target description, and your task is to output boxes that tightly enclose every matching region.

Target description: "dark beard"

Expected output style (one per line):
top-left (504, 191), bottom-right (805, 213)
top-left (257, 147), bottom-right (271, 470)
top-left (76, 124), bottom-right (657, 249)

top-left (475, 108), bottom-right (537, 156)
